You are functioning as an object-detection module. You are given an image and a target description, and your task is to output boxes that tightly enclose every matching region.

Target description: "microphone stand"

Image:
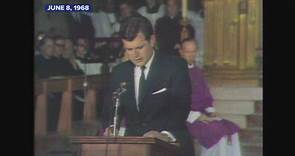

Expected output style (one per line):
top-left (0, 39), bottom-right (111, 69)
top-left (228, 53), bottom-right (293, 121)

top-left (113, 96), bottom-right (120, 136)
top-left (112, 83), bottom-right (126, 136)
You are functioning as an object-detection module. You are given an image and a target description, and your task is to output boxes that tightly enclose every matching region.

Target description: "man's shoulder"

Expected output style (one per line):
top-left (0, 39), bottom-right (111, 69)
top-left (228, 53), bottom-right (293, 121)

top-left (157, 53), bottom-right (187, 69)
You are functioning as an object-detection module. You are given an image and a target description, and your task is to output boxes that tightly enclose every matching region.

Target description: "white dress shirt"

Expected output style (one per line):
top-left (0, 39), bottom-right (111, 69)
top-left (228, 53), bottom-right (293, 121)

top-left (134, 51), bottom-right (155, 109)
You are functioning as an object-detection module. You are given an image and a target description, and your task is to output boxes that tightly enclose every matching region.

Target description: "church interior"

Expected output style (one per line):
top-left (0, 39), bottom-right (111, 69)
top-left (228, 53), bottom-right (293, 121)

top-left (34, 0), bottom-right (262, 156)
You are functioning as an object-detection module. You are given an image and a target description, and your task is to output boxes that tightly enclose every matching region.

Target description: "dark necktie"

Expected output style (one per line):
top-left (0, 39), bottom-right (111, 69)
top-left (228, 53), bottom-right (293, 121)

top-left (138, 66), bottom-right (146, 109)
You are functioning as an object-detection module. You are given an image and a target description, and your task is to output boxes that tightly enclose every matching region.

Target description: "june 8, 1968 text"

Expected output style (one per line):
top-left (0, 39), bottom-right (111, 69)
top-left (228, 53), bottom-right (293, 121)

top-left (45, 4), bottom-right (92, 12)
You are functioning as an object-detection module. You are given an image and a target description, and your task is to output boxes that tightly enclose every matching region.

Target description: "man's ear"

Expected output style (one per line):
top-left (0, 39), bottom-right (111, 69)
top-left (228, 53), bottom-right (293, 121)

top-left (150, 34), bottom-right (156, 48)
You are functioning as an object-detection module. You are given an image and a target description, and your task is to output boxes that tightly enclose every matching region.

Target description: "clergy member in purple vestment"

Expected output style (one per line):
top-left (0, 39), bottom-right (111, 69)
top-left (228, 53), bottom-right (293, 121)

top-left (179, 38), bottom-right (242, 156)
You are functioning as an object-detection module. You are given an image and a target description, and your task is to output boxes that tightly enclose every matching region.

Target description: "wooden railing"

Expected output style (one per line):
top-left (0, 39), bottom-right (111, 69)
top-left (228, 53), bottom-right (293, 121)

top-left (34, 74), bottom-right (109, 137)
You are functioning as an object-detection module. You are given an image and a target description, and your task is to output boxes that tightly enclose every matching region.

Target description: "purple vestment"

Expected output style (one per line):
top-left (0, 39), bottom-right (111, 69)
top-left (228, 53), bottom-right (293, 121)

top-left (186, 66), bottom-right (240, 148)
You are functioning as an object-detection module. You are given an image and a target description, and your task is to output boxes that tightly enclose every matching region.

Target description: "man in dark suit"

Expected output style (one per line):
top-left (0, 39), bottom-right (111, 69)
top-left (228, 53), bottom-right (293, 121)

top-left (101, 16), bottom-right (195, 156)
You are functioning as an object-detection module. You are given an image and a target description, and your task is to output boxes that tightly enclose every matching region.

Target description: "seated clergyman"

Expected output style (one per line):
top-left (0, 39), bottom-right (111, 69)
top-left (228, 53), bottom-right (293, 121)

top-left (179, 38), bottom-right (242, 156)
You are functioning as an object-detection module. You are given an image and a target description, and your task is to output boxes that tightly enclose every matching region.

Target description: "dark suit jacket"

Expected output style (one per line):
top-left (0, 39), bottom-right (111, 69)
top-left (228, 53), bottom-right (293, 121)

top-left (102, 51), bottom-right (192, 137)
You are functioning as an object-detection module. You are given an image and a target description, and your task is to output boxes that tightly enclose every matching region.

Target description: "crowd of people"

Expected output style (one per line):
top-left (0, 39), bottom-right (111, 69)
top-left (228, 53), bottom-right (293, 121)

top-left (35, 1), bottom-right (242, 156)
top-left (35, 0), bottom-right (205, 79)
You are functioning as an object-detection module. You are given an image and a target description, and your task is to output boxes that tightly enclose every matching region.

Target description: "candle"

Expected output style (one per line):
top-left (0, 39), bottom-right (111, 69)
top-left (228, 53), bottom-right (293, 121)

top-left (182, 0), bottom-right (188, 18)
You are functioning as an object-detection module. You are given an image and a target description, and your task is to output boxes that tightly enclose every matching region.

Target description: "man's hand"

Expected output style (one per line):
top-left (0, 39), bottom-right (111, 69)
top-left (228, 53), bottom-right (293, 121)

top-left (143, 130), bottom-right (171, 142)
top-left (103, 126), bottom-right (119, 136)
top-left (208, 112), bottom-right (220, 118)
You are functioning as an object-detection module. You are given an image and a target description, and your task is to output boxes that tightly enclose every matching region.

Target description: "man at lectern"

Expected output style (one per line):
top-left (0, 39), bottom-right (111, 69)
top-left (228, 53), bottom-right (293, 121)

top-left (101, 16), bottom-right (195, 156)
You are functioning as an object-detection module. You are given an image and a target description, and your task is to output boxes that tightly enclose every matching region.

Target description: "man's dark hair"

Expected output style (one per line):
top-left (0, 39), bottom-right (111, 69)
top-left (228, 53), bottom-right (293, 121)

top-left (119, 16), bottom-right (153, 41)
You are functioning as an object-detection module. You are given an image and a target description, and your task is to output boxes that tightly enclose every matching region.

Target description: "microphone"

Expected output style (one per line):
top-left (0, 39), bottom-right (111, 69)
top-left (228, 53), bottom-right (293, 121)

top-left (113, 82), bottom-right (127, 97)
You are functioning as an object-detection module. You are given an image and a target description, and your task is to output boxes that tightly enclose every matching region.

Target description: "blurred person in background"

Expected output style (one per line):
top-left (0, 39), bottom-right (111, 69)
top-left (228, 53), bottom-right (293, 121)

top-left (49, 35), bottom-right (83, 77)
top-left (35, 35), bottom-right (56, 79)
top-left (74, 37), bottom-right (103, 75)
top-left (62, 38), bottom-right (84, 75)
top-left (138, 0), bottom-right (165, 29)
top-left (86, 0), bottom-right (117, 38)
top-left (119, 0), bottom-right (139, 19)
top-left (105, 0), bottom-right (120, 31)
top-left (186, 0), bottom-right (205, 68)
top-left (112, 0), bottom-right (142, 33)
top-left (107, 32), bottom-right (127, 71)
top-left (75, 37), bottom-right (92, 60)
top-left (66, 11), bottom-right (95, 48)
top-left (155, 0), bottom-right (194, 56)
top-left (196, 0), bottom-right (205, 67)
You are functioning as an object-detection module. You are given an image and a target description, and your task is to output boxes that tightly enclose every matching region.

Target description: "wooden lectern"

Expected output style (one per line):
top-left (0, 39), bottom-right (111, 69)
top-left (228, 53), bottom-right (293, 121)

top-left (71, 136), bottom-right (180, 156)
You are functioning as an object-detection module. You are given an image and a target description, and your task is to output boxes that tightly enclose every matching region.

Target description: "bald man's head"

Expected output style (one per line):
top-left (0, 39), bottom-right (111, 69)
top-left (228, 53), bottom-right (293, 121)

top-left (179, 38), bottom-right (198, 65)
